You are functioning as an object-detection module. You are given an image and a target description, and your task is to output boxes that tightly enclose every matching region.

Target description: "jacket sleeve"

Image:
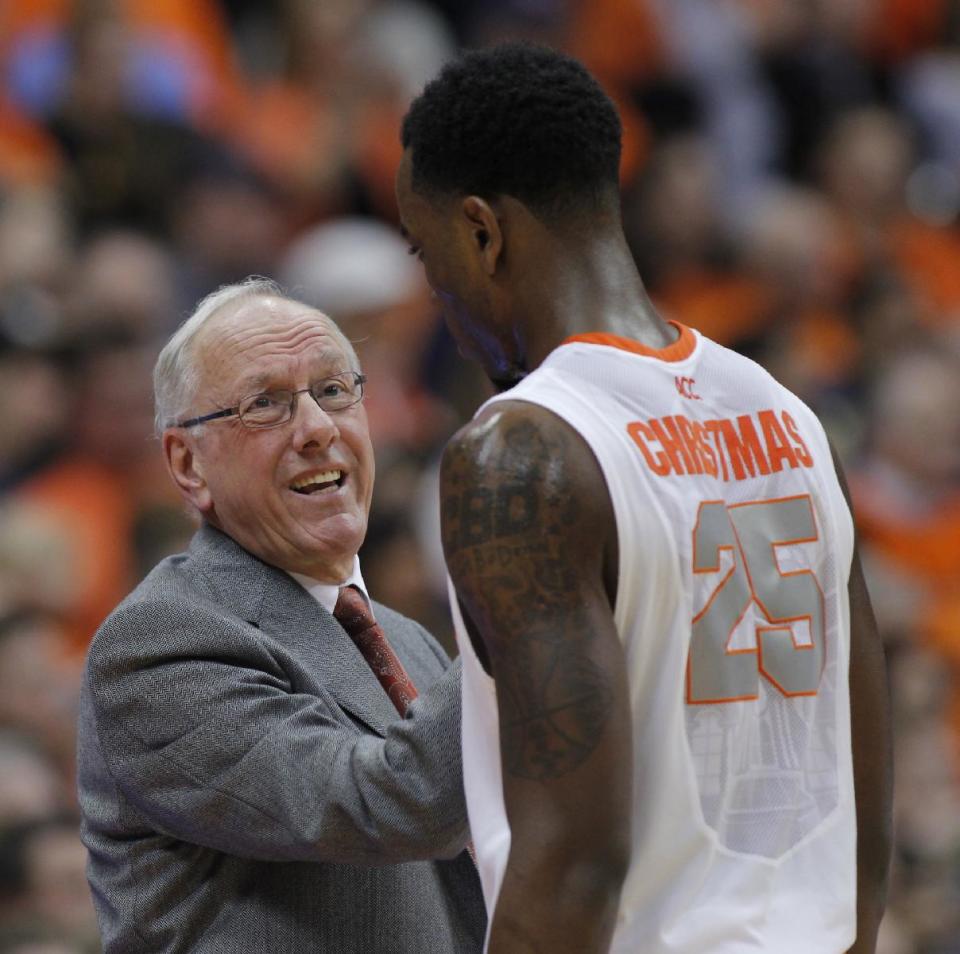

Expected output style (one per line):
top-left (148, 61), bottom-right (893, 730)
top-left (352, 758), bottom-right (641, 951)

top-left (84, 597), bottom-right (469, 865)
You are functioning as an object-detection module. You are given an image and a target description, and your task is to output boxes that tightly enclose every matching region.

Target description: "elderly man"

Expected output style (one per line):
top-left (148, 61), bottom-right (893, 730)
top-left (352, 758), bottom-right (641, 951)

top-left (77, 278), bottom-right (485, 953)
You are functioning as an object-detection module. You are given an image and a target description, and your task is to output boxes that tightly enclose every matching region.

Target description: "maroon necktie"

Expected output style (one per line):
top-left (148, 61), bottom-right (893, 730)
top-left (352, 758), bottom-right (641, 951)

top-left (333, 585), bottom-right (419, 716)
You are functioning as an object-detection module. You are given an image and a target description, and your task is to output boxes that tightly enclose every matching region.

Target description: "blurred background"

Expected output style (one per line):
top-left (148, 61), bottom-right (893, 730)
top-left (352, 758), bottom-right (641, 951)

top-left (0, 0), bottom-right (958, 951)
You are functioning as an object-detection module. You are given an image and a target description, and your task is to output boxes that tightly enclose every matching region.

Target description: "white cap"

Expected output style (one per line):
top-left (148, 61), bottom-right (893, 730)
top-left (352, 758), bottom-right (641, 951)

top-left (280, 217), bottom-right (423, 317)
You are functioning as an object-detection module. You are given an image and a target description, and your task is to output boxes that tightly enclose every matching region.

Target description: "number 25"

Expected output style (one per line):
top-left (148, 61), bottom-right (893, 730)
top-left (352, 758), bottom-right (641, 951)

top-left (687, 496), bottom-right (825, 704)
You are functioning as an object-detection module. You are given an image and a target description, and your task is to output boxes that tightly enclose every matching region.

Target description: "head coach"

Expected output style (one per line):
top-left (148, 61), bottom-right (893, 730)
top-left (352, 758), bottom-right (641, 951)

top-left (76, 278), bottom-right (485, 953)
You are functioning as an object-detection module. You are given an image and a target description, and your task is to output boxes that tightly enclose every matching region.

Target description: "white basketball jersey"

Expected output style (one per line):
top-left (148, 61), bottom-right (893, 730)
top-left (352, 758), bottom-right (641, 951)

top-left (449, 323), bottom-right (857, 953)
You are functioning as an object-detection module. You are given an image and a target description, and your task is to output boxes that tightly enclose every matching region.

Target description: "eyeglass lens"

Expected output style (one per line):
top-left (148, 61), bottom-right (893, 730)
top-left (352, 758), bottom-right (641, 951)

top-left (238, 374), bottom-right (363, 427)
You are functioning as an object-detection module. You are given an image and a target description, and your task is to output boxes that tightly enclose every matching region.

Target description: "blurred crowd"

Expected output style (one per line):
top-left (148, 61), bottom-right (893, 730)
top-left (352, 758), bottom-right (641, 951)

top-left (0, 0), bottom-right (958, 951)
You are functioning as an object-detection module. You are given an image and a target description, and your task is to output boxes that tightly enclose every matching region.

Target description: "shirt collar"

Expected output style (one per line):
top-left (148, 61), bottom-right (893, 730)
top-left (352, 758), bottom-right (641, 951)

top-left (288, 556), bottom-right (368, 614)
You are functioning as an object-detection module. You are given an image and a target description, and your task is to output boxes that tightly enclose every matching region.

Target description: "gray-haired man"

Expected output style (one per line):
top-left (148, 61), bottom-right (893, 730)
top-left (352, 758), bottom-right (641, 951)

top-left (77, 279), bottom-right (485, 953)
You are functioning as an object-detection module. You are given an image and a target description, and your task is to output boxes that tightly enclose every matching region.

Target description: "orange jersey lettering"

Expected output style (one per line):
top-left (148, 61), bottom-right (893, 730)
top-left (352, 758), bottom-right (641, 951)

top-left (629, 410), bottom-right (816, 481)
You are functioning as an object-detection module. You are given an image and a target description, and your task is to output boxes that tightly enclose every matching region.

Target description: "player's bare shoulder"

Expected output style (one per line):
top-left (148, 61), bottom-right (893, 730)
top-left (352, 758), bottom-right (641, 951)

top-left (441, 400), bottom-right (612, 574)
top-left (441, 400), bottom-right (621, 780)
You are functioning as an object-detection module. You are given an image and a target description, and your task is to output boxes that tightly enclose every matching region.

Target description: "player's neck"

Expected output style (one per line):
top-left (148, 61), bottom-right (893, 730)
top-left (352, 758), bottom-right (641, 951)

top-left (519, 233), bottom-right (671, 369)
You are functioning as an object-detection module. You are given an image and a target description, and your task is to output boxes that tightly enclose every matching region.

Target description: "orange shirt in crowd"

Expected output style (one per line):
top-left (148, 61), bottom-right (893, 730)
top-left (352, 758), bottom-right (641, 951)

top-left (17, 456), bottom-right (137, 656)
top-left (654, 271), bottom-right (773, 347)
top-left (566, 0), bottom-right (661, 184)
top-left (853, 474), bottom-right (960, 755)
top-left (891, 218), bottom-right (960, 327)
top-left (17, 452), bottom-right (188, 657)
top-left (864, 0), bottom-right (951, 63)
top-left (0, 0), bottom-right (242, 128)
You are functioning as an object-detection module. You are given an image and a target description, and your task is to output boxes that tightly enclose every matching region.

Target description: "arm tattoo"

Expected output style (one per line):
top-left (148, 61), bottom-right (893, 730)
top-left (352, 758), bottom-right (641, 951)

top-left (443, 417), bottom-right (614, 780)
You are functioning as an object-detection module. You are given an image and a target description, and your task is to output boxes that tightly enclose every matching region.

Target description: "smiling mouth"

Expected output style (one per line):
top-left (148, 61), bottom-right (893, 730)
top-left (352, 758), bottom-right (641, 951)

top-left (290, 470), bottom-right (344, 495)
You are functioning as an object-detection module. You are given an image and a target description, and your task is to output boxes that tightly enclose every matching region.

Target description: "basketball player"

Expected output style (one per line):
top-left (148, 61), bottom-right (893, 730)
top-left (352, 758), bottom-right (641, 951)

top-left (396, 43), bottom-right (892, 954)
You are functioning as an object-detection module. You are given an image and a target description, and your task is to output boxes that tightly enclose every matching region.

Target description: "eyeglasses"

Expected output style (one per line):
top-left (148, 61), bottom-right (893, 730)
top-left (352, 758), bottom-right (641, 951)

top-left (172, 372), bottom-right (366, 430)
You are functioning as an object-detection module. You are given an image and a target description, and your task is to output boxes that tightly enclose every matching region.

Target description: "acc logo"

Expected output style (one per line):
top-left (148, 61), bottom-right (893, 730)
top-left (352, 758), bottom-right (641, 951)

top-left (675, 376), bottom-right (701, 400)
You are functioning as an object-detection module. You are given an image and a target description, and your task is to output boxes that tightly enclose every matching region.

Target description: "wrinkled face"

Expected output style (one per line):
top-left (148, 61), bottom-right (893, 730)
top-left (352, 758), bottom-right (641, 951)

top-left (178, 297), bottom-right (375, 581)
top-left (395, 150), bottom-right (518, 386)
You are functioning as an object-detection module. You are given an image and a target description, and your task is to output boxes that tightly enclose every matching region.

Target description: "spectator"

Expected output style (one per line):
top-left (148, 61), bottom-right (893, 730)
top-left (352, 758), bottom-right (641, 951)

top-left (0, 816), bottom-right (98, 950)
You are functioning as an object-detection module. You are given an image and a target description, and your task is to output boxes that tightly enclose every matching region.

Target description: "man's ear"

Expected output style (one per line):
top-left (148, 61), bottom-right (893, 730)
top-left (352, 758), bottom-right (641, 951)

top-left (461, 195), bottom-right (502, 276)
top-left (162, 430), bottom-right (213, 514)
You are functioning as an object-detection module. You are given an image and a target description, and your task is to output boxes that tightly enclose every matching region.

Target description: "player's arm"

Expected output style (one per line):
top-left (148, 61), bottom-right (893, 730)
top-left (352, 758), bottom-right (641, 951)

top-left (441, 401), bottom-right (633, 954)
top-left (831, 443), bottom-right (893, 954)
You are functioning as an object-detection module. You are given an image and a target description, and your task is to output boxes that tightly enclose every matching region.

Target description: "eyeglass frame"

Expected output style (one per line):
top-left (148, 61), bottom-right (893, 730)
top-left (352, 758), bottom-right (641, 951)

top-left (170, 371), bottom-right (367, 430)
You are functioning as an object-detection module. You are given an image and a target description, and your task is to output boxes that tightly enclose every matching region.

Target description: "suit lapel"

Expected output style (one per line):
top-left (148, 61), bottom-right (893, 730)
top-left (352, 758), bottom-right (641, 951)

top-left (189, 524), bottom-right (399, 737)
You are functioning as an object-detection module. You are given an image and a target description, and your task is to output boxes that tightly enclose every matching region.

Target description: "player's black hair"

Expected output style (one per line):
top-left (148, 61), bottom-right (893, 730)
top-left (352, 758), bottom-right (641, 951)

top-left (401, 42), bottom-right (622, 219)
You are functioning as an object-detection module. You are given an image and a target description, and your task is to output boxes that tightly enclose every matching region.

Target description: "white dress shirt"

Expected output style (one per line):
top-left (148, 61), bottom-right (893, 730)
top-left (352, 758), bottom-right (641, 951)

top-left (288, 556), bottom-right (369, 614)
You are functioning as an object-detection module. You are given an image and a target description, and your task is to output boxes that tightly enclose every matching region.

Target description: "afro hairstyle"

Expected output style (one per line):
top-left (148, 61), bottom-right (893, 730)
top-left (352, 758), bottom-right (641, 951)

top-left (401, 42), bottom-right (622, 219)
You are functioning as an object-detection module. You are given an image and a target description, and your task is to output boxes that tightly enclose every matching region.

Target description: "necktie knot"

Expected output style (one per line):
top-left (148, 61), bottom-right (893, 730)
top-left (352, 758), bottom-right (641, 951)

top-left (333, 585), bottom-right (418, 716)
top-left (333, 585), bottom-right (377, 637)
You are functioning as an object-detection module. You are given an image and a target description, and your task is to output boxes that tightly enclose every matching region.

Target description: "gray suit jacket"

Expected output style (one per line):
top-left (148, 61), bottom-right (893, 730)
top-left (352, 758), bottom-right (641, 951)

top-left (78, 524), bottom-right (485, 953)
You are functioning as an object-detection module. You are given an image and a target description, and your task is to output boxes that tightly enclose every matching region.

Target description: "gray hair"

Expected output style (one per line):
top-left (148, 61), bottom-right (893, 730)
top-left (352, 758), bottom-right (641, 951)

top-left (153, 276), bottom-right (360, 435)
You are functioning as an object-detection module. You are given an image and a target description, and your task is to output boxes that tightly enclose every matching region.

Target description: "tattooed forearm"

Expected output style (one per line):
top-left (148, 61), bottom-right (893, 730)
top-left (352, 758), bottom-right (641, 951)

top-left (442, 412), bottom-right (616, 780)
